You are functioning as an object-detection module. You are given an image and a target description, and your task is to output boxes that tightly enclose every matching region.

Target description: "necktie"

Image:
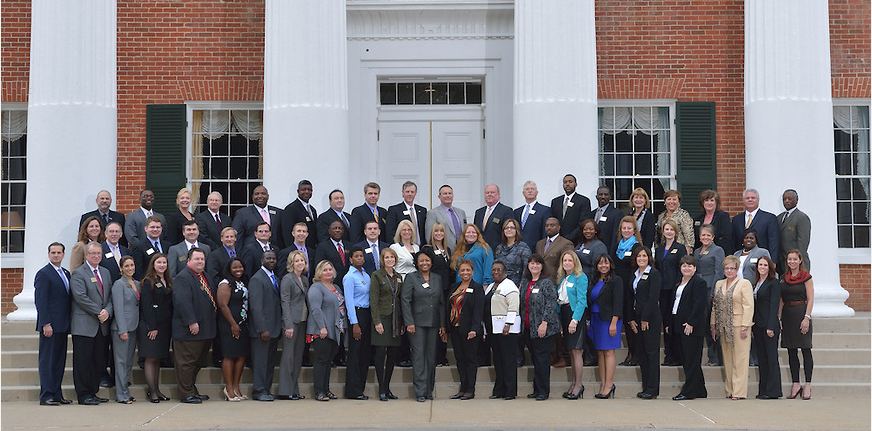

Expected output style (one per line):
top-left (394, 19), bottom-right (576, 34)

top-left (448, 208), bottom-right (462, 242)
top-left (113, 244), bottom-right (121, 268)
top-left (372, 244), bottom-right (380, 270)
top-left (229, 248), bottom-right (236, 258)
top-left (521, 204), bottom-right (530, 228)
top-left (146, 210), bottom-right (153, 217)
top-left (103, 213), bottom-right (110, 225)
top-left (337, 242), bottom-right (346, 264)
top-left (263, 244), bottom-right (270, 252)
top-left (301, 246), bottom-right (309, 277)
top-left (94, 269), bottom-right (104, 297)
top-left (340, 212), bottom-right (350, 229)
top-left (563, 196), bottom-right (570, 217)
top-left (215, 213), bottom-right (222, 229)
top-left (746, 212), bottom-right (754, 229)
top-left (261, 208), bottom-right (270, 224)
top-left (409, 206), bottom-right (420, 244)
top-left (305, 203), bottom-right (313, 219)
top-left (545, 238), bottom-right (552, 251)
top-left (153, 240), bottom-right (162, 253)
top-left (372, 208), bottom-right (379, 222)
top-left (782, 212), bottom-right (789, 224)
top-left (596, 207), bottom-right (605, 223)
top-left (270, 273), bottom-right (279, 295)
top-left (197, 272), bottom-right (216, 311)
top-left (482, 206), bottom-right (493, 231)
top-left (58, 268), bottom-right (69, 293)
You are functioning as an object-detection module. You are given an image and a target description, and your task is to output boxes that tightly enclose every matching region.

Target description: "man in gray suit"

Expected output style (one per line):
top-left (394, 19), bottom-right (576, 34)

top-left (124, 189), bottom-right (166, 245)
top-left (248, 250), bottom-right (282, 401)
top-left (778, 189), bottom-right (812, 271)
top-left (70, 242), bottom-right (113, 405)
top-left (167, 220), bottom-right (212, 276)
top-left (425, 184), bottom-right (467, 250)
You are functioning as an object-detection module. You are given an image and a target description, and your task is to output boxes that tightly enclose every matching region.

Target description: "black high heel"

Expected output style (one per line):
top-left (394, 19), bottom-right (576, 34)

top-left (595, 384), bottom-right (615, 399)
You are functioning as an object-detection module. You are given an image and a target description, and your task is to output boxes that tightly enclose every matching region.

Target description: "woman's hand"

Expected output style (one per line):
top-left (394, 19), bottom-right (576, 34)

top-left (375, 323), bottom-right (384, 335)
top-left (119, 332), bottom-right (128, 341)
top-left (284, 328), bottom-right (294, 339)
top-left (148, 330), bottom-right (158, 340)
top-left (710, 327), bottom-right (717, 340)
top-left (766, 329), bottom-right (774, 338)
top-left (537, 322), bottom-right (547, 338)
top-left (569, 319), bottom-right (578, 334)
top-left (641, 321), bottom-right (649, 332)
top-left (407, 325), bottom-right (416, 335)
top-left (608, 322), bottom-right (617, 337)
top-left (319, 327), bottom-right (328, 339)
top-left (231, 324), bottom-right (240, 339)
top-left (739, 327), bottom-right (748, 340)
top-left (800, 316), bottom-right (810, 334)
top-left (467, 331), bottom-right (476, 340)
top-left (502, 324), bottom-right (511, 335)
top-left (439, 327), bottom-right (447, 343)
top-left (353, 323), bottom-right (362, 340)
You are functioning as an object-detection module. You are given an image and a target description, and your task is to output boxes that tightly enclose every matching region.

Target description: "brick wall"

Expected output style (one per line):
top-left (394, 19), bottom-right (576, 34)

top-left (1, 269), bottom-right (24, 315)
top-left (0, 1), bottom-right (30, 103)
top-left (840, 264), bottom-right (872, 312)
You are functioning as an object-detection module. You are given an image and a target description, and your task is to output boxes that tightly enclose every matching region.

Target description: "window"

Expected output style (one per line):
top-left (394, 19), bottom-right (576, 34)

top-left (191, 109), bottom-right (263, 218)
top-left (598, 105), bottom-right (674, 215)
top-left (379, 81), bottom-right (483, 105)
top-left (1, 108), bottom-right (26, 253)
top-left (834, 104), bottom-right (871, 249)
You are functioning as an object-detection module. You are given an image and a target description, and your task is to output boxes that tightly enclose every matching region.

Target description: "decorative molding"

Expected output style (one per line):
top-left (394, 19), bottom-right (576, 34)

top-left (598, 79), bottom-right (686, 100)
top-left (347, 3), bottom-right (514, 40)
top-left (179, 80), bottom-right (264, 102)
top-left (832, 77), bottom-right (872, 99)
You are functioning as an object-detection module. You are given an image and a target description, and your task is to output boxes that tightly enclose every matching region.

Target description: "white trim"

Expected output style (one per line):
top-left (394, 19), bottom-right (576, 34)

top-left (833, 98), bottom-right (872, 107)
top-left (1, 102), bottom-right (27, 110)
top-left (1, 254), bottom-right (24, 268)
top-left (838, 248), bottom-right (871, 265)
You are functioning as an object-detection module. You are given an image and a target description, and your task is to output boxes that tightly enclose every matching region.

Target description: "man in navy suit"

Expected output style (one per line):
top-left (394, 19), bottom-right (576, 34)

top-left (474, 184), bottom-right (514, 251)
top-left (277, 222), bottom-right (315, 282)
top-left (349, 182), bottom-right (388, 244)
top-left (35, 242), bottom-right (73, 406)
top-left (280, 180), bottom-right (318, 250)
top-left (316, 189), bottom-right (352, 244)
top-left (232, 185), bottom-right (284, 249)
top-left (207, 227), bottom-right (239, 284)
top-left (731, 188), bottom-right (780, 259)
top-left (385, 181), bottom-right (427, 245)
top-left (131, 216), bottom-right (170, 280)
top-left (241, 221), bottom-right (276, 277)
top-left (99, 222), bottom-right (129, 283)
top-left (79, 190), bottom-right (127, 247)
top-left (590, 186), bottom-right (623, 251)
top-left (514, 181), bottom-right (550, 250)
top-left (550, 174), bottom-right (592, 244)
top-left (194, 191), bottom-right (232, 251)
top-left (355, 220), bottom-right (390, 275)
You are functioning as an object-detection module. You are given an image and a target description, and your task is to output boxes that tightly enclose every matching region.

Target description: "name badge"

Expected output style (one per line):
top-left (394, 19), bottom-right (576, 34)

top-left (787, 226), bottom-right (795, 231)
top-left (694, 221), bottom-right (701, 226)
top-left (153, 304), bottom-right (159, 308)
top-left (90, 277), bottom-right (97, 283)
top-left (179, 256), bottom-right (186, 261)
top-left (642, 274), bottom-right (649, 280)
top-left (529, 209), bottom-right (536, 214)
top-left (566, 283), bottom-right (574, 287)
top-left (305, 217), bottom-right (311, 222)
top-left (403, 210), bottom-right (410, 216)
top-left (750, 258), bottom-right (758, 264)
top-left (567, 202), bottom-right (574, 207)
top-left (492, 218), bottom-right (500, 224)
top-left (269, 210), bottom-right (276, 215)
top-left (434, 250), bottom-right (443, 255)
top-left (532, 288), bottom-right (540, 294)
top-left (146, 248), bottom-right (155, 256)
top-left (422, 282), bottom-right (430, 289)
top-left (104, 252), bottom-right (113, 259)
top-left (624, 251), bottom-right (632, 257)
top-left (582, 249), bottom-right (591, 255)
top-left (670, 249), bottom-right (677, 254)
top-left (465, 288), bottom-right (474, 293)
top-left (701, 251), bottom-right (709, 255)
top-left (600, 216), bottom-right (608, 222)
top-left (365, 248), bottom-right (372, 254)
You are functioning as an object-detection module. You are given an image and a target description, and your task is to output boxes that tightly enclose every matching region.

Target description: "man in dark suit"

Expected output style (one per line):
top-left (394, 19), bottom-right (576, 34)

top-left (355, 220), bottom-right (390, 275)
top-left (349, 182), bottom-right (388, 244)
top-left (590, 185), bottom-right (623, 252)
top-left (247, 251), bottom-right (282, 401)
top-left (778, 189), bottom-right (811, 271)
top-left (473, 184), bottom-right (514, 251)
top-left (241, 221), bottom-right (276, 276)
top-left (232, 185), bottom-right (284, 249)
top-left (130, 216), bottom-right (170, 280)
top-left (99, 222), bottom-right (130, 283)
top-left (124, 189), bottom-right (166, 246)
top-left (207, 227), bottom-right (239, 283)
top-left (280, 180), bottom-right (318, 249)
top-left (315, 220), bottom-right (351, 287)
top-left (79, 190), bottom-right (127, 246)
top-left (385, 180), bottom-right (427, 245)
top-left (277, 222), bottom-right (315, 282)
top-left (35, 242), bottom-right (73, 406)
top-left (550, 174), bottom-right (591, 244)
top-left (731, 188), bottom-right (780, 260)
top-left (70, 242), bottom-right (113, 405)
top-left (194, 191), bottom-right (231, 251)
top-left (514, 181), bottom-right (550, 251)
top-left (171, 248), bottom-right (217, 404)
top-left (316, 189), bottom-right (352, 244)
top-left (167, 220), bottom-right (212, 276)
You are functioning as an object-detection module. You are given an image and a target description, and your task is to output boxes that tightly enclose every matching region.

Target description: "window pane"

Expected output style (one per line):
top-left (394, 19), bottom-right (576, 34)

top-left (634, 133), bottom-right (652, 153)
top-left (834, 130), bottom-right (854, 151)
top-left (856, 152), bottom-right (871, 176)
top-left (602, 133), bottom-right (614, 153)
top-left (415, 83), bottom-right (432, 105)
top-left (836, 178), bottom-right (852, 200)
top-left (600, 154), bottom-right (614, 176)
top-left (8, 183), bottom-right (25, 205)
top-left (854, 226), bottom-right (871, 248)
top-left (616, 154), bottom-right (633, 176)
top-left (380, 83), bottom-right (397, 105)
top-left (466, 83), bottom-right (482, 104)
top-left (448, 83), bottom-right (465, 105)
top-left (837, 202), bottom-right (853, 224)
top-left (854, 178), bottom-right (871, 201)
top-left (853, 202), bottom-right (870, 224)
top-left (838, 226), bottom-right (853, 248)
top-left (615, 133), bottom-right (633, 153)
top-left (634, 154), bottom-right (652, 175)
top-left (614, 178), bottom-right (633, 201)
top-left (431, 83), bottom-right (448, 105)
top-left (8, 137), bottom-right (25, 157)
top-left (397, 83), bottom-right (413, 104)
top-left (835, 153), bottom-right (852, 175)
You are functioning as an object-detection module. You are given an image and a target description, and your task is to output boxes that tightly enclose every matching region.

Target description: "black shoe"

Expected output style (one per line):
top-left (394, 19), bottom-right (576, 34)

top-left (425, 395), bottom-right (433, 400)
top-left (503, 396), bottom-right (515, 400)
top-left (416, 396), bottom-right (426, 402)
top-left (450, 393), bottom-right (464, 399)
top-left (489, 394), bottom-right (502, 399)
top-left (673, 394), bottom-right (692, 401)
top-left (379, 393), bottom-right (388, 402)
top-left (276, 395), bottom-right (293, 400)
top-left (756, 394), bottom-right (776, 400)
top-left (94, 396), bottom-right (109, 403)
top-left (181, 396), bottom-right (202, 404)
top-left (387, 391), bottom-right (398, 400)
top-left (398, 360), bottom-right (413, 368)
top-left (40, 400), bottom-right (60, 406)
top-left (78, 398), bottom-right (100, 406)
top-left (527, 393), bottom-right (539, 399)
top-left (461, 393), bottom-right (474, 400)
top-left (99, 379), bottom-right (113, 388)
top-left (638, 392), bottom-right (656, 399)
top-left (347, 394), bottom-right (368, 400)
top-left (195, 394), bottom-right (210, 401)
top-left (255, 393), bottom-right (275, 401)
top-left (535, 394), bottom-right (548, 401)
top-left (58, 398), bottom-right (72, 405)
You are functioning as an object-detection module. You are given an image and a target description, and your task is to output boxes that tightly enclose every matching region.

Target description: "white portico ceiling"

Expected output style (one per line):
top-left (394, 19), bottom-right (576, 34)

top-left (347, 0), bottom-right (514, 40)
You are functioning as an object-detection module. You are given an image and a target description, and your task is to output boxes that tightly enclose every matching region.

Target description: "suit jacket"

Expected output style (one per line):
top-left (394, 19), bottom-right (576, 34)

top-left (232, 204), bottom-right (284, 249)
top-left (588, 275), bottom-right (623, 322)
top-left (370, 268), bottom-right (403, 325)
top-left (447, 280), bottom-right (485, 334)
top-left (139, 277), bottom-right (172, 333)
top-left (35, 264), bottom-right (72, 333)
top-left (693, 244), bottom-right (725, 292)
top-left (313, 239), bottom-right (350, 287)
top-left (591, 204), bottom-right (623, 251)
top-left (550, 193), bottom-right (592, 243)
top-left (349, 203), bottom-right (388, 244)
top-left (70, 264), bottom-right (113, 337)
top-left (731, 209), bottom-right (780, 262)
top-left (518, 277), bottom-right (560, 338)
top-left (534, 235), bottom-right (575, 284)
top-left (562, 272), bottom-right (589, 321)
top-left (694, 210), bottom-right (733, 254)
top-left (207, 245), bottom-right (237, 284)
top-left (276, 242), bottom-right (315, 283)
top-left (671, 275), bottom-right (708, 337)
top-left (514, 202), bottom-right (550, 250)
top-left (110, 278), bottom-right (140, 335)
top-left (130, 236), bottom-right (170, 281)
top-left (777, 208), bottom-right (811, 269)
top-left (306, 282), bottom-right (346, 343)
top-left (280, 199), bottom-right (318, 250)
top-left (241, 241), bottom-right (276, 279)
top-left (166, 209), bottom-right (196, 245)
top-left (171, 267), bottom-right (217, 341)
top-left (631, 209), bottom-right (656, 249)
top-left (401, 270), bottom-right (445, 328)
top-left (632, 267), bottom-right (662, 325)
top-left (99, 242), bottom-right (130, 283)
top-left (248, 269), bottom-right (282, 338)
top-left (167, 242), bottom-right (211, 277)
top-left (80, 209), bottom-right (127, 246)
top-left (734, 246), bottom-right (771, 282)
top-left (655, 241), bottom-right (688, 292)
top-left (280, 272), bottom-right (310, 329)
top-left (386, 202), bottom-right (427, 245)
top-left (753, 279), bottom-right (781, 333)
top-left (473, 202), bottom-right (514, 251)
top-left (711, 278), bottom-right (753, 328)
top-left (195, 210), bottom-right (232, 251)
top-left (124, 208), bottom-right (167, 245)
top-left (425, 205), bottom-right (468, 251)
top-left (576, 239), bottom-right (609, 282)
top-left (354, 240), bottom-right (390, 275)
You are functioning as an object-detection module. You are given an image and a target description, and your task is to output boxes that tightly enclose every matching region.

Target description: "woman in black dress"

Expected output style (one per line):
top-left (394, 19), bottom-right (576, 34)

top-left (752, 255), bottom-right (782, 399)
top-left (138, 253), bottom-right (172, 403)
top-left (781, 249), bottom-right (815, 400)
top-left (424, 222), bottom-right (453, 367)
top-left (216, 257), bottom-right (250, 401)
top-left (166, 187), bottom-right (196, 245)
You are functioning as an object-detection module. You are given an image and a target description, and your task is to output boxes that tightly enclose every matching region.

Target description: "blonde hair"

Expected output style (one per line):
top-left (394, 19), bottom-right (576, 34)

top-left (286, 250), bottom-right (308, 275)
top-left (394, 219), bottom-right (418, 246)
top-left (629, 187), bottom-right (650, 209)
top-left (556, 250), bottom-right (583, 280)
top-left (313, 260), bottom-right (335, 283)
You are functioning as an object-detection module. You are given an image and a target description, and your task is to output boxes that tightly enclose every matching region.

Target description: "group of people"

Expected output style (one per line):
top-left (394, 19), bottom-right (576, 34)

top-left (34, 176), bottom-right (815, 405)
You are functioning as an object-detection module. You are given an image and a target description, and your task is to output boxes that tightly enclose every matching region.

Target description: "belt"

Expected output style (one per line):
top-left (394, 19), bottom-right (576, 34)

top-left (355, 306), bottom-right (370, 310)
top-left (785, 300), bottom-right (807, 307)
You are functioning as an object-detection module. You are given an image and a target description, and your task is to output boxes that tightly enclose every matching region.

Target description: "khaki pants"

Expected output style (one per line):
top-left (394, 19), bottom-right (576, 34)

top-left (720, 327), bottom-right (751, 399)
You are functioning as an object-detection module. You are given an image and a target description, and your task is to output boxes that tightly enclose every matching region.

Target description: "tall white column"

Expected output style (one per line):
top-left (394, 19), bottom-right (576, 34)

top-left (745, 0), bottom-right (853, 317)
top-left (513, 0), bottom-right (598, 199)
top-left (263, 0), bottom-right (349, 208)
top-left (8, 1), bottom-right (117, 320)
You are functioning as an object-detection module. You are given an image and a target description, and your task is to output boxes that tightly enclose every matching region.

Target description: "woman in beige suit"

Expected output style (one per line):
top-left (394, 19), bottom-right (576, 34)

top-left (710, 255), bottom-right (754, 400)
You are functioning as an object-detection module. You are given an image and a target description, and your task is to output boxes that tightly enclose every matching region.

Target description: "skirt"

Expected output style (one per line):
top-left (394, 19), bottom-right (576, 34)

top-left (588, 312), bottom-right (622, 351)
top-left (137, 322), bottom-right (171, 359)
top-left (371, 314), bottom-right (402, 347)
top-left (560, 304), bottom-right (585, 350)
top-left (218, 320), bottom-right (251, 358)
top-left (780, 304), bottom-right (813, 349)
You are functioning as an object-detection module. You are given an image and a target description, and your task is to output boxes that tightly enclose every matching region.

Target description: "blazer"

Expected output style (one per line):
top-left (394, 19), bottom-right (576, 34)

top-left (425, 205), bottom-right (468, 251)
top-left (514, 201), bottom-right (550, 250)
top-left (693, 210), bottom-right (733, 254)
top-left (535, 235), bottom-right (574, 284)
top-left (167, 242), bottom-right (211, 277)
top-left (280, 198), bottom-right (319, 250)
top-left (139, 277), bottom-right (172, 333)
top-left (671, 275), bottom-right (708, 337)
top-left (232, 204), bottom-right (284, 249)
top-left (280, 272), bottom-right (310, 329)
top-left (777, 208), bottom-right (811, 268)
top-left (734, 246), bottom-right (771, 282)
top-left (34, 263), bottom-right (72, 333)
top-left (632, 267), bottom-right (662, 325)
top-left (171, 267), bottom-right (217, 341)
top-left (447, 280), bottom-right (485, 334)
top-left (80, 209), bottom-right (127, 246)
top-left (454, 243), bottom-right (494, 285)
top-left (711, 278), bottom-right (754, 328)
top-left (130, 236), bottom-right (171, 280)
top-left (561, 272), bottom-right (589, 322)
top-left (110, 278), bottom-right (140, 335)
top-left (550, 193), bottom-right (592, 243)
top-left (166, 209), bottom-right (195, 245)
top-left (693, 244), bottom-right (725, 294)
top-left (591, 204), bottom-right (623, 251)
top-left (313, 239), bottom-right (350, 287)
top-left (194, 209), bottom-right (232, 251)
top-left (655, 241), bottom-right (687, 291)
top-left (306, 281), bottom-right (346, 343)
top-left (70, 264), bottom-right (113, 337)
top-left (370, 268), bottom-right (403, 325)
top-left (124, 208), bottom-right (167, 245)
top-left (99, 242), bottom-right (130, 283)
top-left (753, 279), bottom-right (781, 333)
top-left (473, 202), bottom-right (514, 251)
top-left (731, 209), bottom-right (780, 262)
top-left (588, 275), bottom-right (623, 322)
top-left (316, 209), bottom-right (352, 244)
top-left (401, 270), bottom-right (445, 328)
top-left (354, 240), bottom-right (390, 275)
top-left (69, 241), bottom-right (90, 271)
top-left (241, 241), bottom-right (276, 279)
top-left (576, 239), bottom-right (609, 282)
top-left (631, 208), bottom-right (656, 249)
top-left (385, 202), bottom-right (427, 246)
top-left (518, 277), bottom-right (560, 338)
top-left (655, 208), bottom-right (695, 249)
top-left (349, 203), bottom-right (388, 244)
top-left (276, 242), bottom-right (315, 283)
top-left (206, 245), bottom-right (237, 284)
top-left (248, 268), bottom-right (282, 338)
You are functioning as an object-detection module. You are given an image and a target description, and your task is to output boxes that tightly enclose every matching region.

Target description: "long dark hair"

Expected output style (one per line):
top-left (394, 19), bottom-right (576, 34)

top-left (593, 253), bottom-right (615, 282)
top-left (522, 253), bottom-right (547, 281)
top-left (144, 253), bottom-right (173, 292)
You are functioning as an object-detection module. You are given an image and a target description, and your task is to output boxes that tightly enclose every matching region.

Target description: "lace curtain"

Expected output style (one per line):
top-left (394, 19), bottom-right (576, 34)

top-left (599, 107), bottom-right (671, 192)
top-left (191, 110), bottom-right (263, 205)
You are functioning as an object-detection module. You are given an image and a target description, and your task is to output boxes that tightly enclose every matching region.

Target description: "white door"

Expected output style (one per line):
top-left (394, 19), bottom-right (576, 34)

top-left (377, 107), bottom-right (484, 211)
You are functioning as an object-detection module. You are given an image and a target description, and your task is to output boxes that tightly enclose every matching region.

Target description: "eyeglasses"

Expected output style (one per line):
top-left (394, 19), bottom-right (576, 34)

top-left (504, 226), bottom-right (517, 230)
top-left (724, 267), bottom-right (738, 271)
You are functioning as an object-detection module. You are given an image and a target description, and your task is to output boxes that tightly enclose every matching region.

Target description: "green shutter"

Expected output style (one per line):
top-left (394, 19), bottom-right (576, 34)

top-left (145, 104), bottom-right (187, 216)
top-left (675, 101), bottom-right (716, 219)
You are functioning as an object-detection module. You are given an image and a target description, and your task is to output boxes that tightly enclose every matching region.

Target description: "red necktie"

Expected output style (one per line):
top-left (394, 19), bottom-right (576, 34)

top-left (215, 213), bottom-right (222, 229)
top-left (337, 242), bottom-right (345, 264)
top-left (94, 269), bottom-right (104, 297)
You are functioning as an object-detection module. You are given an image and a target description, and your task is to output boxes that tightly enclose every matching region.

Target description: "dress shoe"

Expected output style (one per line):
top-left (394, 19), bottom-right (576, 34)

top-left (398, 360), bottom-right (413, 368)
top-left (348, 394), bottom-right (369, 400)
top-left (379, 393), bottom-right (388, 402)
top-left (293, 394), bottom-right (305, 400)
top-left (583, 360), bottom-right (597, 367)
top-left (535, 394), bottom-right (548, 401)
top-left (327, 391), bottom-right (338, 399)
top-left (460, 393), bottom-right (475, 400)
top-left (416, 396), bottom-right (426, 402)
top-left (255, 393), bottom-right (275, 401)
top-left (315, 393), bottom-right (330, 402)
top-left (489, 394), bottom-right (503, 399)
top-left (58, 398), bottom-right (72, 405)
top-left (450, 393), bottom-right (464, 399)
top-left (673, 394), bottom-right (692, 401)
top-left (276, 395), bottom-right (293, 400)
top-left (333, 359), bottom-right (347, 367)
top-left (503, 396), bottom-right (515, 400)
top-left (181, 396), bottom-right (202, 404)
top-left (425, 395), bottom-right (433, 400)
top-left (527, 393), bottom-right (539, 399)
top-left (94, 396), bottom-right (109, 403)
top-left (386, 392), bottom-right (397, 400)
top-left (39, 400), bottom-right (60, 406)
top-left (755, 394), bottom-right (773, 400)
top-left (638, 392), bottom-right (656, 400)
top-left (195, 394), bottom-right (210, 401)
top-left (78, 398), bottom-right (100, 406)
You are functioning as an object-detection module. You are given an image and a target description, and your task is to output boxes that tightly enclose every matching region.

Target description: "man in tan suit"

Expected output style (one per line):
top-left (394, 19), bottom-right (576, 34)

top-left (535, 217), bottom-right (574, 285)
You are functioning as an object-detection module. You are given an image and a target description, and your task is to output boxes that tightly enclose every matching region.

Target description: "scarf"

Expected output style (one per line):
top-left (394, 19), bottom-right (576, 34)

top-left (784, 270), bottom-right (812, 285)
top-left (616, 235), bottom-right (637, 260)
top-left (714, 278), bottom-right (739, 343)
top-left (449, 283), bottom-right (467, 326)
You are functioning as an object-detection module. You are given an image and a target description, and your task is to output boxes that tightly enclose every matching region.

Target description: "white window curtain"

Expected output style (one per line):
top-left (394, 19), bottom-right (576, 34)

top-left (834, 105), bottom-right (870, 195)
top-left (1, 111), bottom-right (27, 142)
top-left (201, 109), bottom-right (262, 139)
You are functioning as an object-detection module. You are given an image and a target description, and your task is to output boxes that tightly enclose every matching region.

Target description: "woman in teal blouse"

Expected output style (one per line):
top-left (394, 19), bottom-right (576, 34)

top-left (450, 224), bottom-right (494, 285)
top-left (556, 250), bottom-right (588, 399)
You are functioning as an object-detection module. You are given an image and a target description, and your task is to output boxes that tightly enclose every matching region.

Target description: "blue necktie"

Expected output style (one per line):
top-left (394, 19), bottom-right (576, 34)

top-left (270, 273), bottom-right (279, 295)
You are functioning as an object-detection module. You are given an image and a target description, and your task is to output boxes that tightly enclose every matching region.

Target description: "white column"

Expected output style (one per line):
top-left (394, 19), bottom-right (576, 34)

top-left (263, 0), bottom-right (349, 207)
top-left (513, 0), bottom-right (598, 199)
top-left (8, 1), bottom-right (117, 320)
top-left (745, 0), bottom-right (853, 317)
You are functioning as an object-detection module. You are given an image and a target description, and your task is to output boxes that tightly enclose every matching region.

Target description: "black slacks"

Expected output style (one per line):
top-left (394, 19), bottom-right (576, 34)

top-left (72, 332), bottom-right (108, 402)
top-left (752, 326), bottom-right (782, 397)
top-left (491, 333), bottom-right (518, 397)
top-left (450, 328), bottom-right (480, 394)
top-left (312, 337), bottom-right (340, 395)
top-left (39, 331), bottom-right (68, 402)
top-left (524, 333), bottom-right (556, 397)
top-left (678, 332), bottom-right (707, 398)
top-left (660, 290), bottom-right (681, 364)
top-left (345, 308), bottom-right (372, 397)
top-left (636, 322), bottom-right (662, 396)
